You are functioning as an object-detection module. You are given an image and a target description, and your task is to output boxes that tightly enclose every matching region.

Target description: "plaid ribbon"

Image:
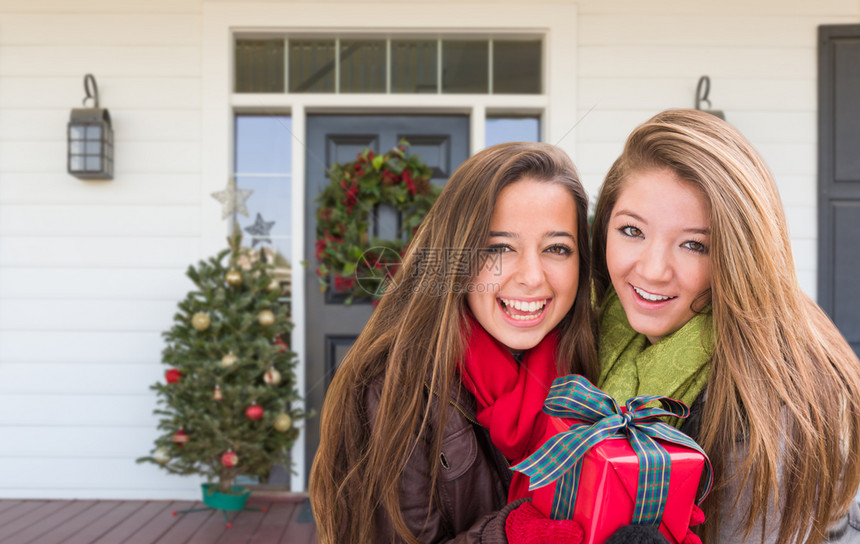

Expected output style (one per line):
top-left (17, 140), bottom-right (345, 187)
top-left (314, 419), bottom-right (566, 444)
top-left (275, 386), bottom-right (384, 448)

top-left (511, 375), bottom-right (713, 523)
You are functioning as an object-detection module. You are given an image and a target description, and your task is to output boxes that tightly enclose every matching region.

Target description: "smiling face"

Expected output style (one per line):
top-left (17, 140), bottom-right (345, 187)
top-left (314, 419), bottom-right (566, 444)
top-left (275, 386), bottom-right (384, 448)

top-left (467, 178), bottom-right (579, 351)
top-left (606, 168), bottom-right (712, 344)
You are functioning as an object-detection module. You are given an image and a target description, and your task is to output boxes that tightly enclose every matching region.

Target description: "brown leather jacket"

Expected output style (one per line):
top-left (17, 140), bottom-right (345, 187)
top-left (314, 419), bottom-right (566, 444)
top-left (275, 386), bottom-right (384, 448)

top-left (365, 381), bottom-right (523, 543)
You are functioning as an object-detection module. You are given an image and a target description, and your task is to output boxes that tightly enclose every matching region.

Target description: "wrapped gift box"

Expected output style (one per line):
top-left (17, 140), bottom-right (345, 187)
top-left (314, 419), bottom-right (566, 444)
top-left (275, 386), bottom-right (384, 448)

top-left (530, 416), bottom-right (705, 544)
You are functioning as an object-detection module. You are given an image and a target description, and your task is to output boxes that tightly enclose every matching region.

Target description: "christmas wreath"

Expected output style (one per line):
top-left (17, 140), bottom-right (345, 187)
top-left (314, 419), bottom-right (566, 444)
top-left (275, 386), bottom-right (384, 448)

top-left (314, 142), bottom-right (440, 303)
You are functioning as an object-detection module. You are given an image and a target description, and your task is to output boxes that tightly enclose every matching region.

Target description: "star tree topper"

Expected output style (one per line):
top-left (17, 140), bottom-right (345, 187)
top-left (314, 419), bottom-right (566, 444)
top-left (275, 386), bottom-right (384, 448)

top-left (211, 179), bottom-right (253, 220)
top-left (244, 213), bottom-right (275, 247)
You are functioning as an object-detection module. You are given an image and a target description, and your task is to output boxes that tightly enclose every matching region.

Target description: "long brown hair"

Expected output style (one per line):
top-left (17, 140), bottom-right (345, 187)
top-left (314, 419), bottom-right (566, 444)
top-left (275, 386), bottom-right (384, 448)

top-left (591, 109), bottom-right (860, 543)
top-left (310, 142), bottom-right (598, 544)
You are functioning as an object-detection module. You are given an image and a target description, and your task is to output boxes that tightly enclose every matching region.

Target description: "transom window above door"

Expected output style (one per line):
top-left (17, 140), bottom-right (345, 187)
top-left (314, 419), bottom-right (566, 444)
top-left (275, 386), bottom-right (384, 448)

top-left (235, 36), bottom-right (542, 94)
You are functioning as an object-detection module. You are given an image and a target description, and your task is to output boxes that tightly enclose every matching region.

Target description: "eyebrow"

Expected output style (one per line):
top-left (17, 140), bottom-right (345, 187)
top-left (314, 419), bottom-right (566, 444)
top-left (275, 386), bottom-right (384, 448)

top-left (489, 230), bottom-right (576, 240)
top-left (613, 210), bottom-right (710, 235)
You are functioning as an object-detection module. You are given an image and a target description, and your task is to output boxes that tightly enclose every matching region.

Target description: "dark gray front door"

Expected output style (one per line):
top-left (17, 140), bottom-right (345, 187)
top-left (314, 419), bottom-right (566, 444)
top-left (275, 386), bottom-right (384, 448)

top-left (304, 115), bottom-right (469, 473)
top-left (818, 25), bottom-right (860, 357)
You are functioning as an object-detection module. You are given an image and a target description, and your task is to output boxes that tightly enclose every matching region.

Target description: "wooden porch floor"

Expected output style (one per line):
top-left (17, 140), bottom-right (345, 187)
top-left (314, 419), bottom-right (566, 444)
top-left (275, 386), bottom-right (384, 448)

top-left (0, 495), bottom-right (317, 544)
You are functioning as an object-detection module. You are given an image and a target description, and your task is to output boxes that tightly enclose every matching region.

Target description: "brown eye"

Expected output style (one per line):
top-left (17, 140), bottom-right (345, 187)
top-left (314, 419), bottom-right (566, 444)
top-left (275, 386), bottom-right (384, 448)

top-left (620, 225), bottom-right (642, 238)
top-left (683, 240), bottom-right (708, 254)
top-left (545, 244), bottom-right (573, 256)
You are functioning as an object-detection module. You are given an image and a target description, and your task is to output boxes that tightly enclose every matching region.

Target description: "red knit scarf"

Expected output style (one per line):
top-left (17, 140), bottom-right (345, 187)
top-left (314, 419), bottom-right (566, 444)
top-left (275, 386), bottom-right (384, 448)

top-left (459, 312), bottom-right (560, 502)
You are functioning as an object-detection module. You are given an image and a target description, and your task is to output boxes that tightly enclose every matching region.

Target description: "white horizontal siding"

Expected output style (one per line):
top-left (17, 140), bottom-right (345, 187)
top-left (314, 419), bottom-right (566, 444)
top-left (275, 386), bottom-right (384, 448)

top-left (0, 0), bottom-right (204, 501)
top-left (578, 0), bottom-right (860, 16)
top-left (0, 142), bottom-right (200, 173)
top-left (0, 0), bottom-right (199, 13)
top-left (0, 205), bottom-right (201, 236)
top-left (0, 237), bottom-right (202, 267)
top-left (0, 13), bottom-right (201, 46)
top-left (578, 78), bottom-right (816, 112)
top-left (0, 394), bottom-right (160, 427)
top-left (0, 77), bottom-right (201, 109)
top-left (0, 363), bottom-right (163, 395)
top-left (0, 268), bottom-right (194, 299)
top-left (0, 110), bottom-right (202, 142)
top-left (0, 300), bottom-right (178, 331)
top-left (0, 173), bottom-right (200, 205)
top-left (0, 46), bottom-right (201, 77)
top-left (0, 331), bottom-right (164, 363)
top-left (5, 426), bottom-right (164, 458)
top-left (576, 1), bottom-right (860, 300)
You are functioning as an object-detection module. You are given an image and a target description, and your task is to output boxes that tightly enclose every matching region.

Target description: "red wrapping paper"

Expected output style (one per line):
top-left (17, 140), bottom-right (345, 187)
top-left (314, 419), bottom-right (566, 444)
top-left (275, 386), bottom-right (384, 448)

top-left (530, 416), bottom-right (705, 544)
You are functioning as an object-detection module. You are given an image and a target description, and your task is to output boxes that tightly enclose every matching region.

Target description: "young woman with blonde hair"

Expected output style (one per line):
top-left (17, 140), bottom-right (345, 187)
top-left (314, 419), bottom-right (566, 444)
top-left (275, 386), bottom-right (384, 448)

top-left (591, 109), bottom-right (860, 543)
top-left (310, 142), bottom-right (599, 543)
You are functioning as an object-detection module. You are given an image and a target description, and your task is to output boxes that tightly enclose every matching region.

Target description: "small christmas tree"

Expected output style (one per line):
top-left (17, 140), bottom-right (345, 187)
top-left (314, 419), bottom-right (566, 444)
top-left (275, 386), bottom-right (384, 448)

top-left (137, 231), bottom-right (306, 496)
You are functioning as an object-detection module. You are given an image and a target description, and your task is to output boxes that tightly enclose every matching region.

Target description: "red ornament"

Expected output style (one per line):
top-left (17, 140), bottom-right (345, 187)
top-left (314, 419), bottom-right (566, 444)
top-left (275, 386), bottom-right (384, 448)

top-left (273, 335), bottom-right (288, 353)
top-left (245, 403), bottom-right (264, 421)
top-left (165, 368), bottom-right (183, 384)
top-left (221, 450), bottom-right (238, 467)
top-left (172, 429), bottom-right (189, 447)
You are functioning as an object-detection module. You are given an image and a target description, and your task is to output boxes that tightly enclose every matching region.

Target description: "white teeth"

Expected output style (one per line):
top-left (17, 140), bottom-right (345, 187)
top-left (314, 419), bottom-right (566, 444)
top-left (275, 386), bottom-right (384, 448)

top-left (633, 286), bottom-right (672, 302)
top-left (500, 298), bottom-right (548, 313)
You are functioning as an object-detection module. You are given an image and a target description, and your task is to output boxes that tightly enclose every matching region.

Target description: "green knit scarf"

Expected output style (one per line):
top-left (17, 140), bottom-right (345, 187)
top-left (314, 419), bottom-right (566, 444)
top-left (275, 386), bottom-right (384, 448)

top-left (597, 288), bottom-right (713, 428)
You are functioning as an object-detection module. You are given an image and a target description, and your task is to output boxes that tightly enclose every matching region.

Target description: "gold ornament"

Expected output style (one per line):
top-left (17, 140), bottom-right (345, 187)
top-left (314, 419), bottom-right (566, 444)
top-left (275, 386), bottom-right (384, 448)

top-left (154, 447), bottom-right (171, 464)
top-left (263, 367), bottom-right (282, 386)
top-left (258, 310), bottom-right (275, 327)
top-left (225, 269), bottom-right (243, 286)
top-left (274, 413), bottom-right (293, 432)
top-left (212, 385), bottom-right (223, 401)
top-left (266, 278), bottom-right (280, 293)
top-left (221, 353), bottom-right (238, 368)
top-left (191, 312), bottom-right (211, 331)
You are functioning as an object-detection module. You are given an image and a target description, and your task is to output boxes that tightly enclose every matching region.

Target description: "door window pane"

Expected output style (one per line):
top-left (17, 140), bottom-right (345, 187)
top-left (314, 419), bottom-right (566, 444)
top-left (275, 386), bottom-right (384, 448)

top-left (234, 115), bottom-right (293, 301)
top-left (235, 35), bottom-right (544, 96)
top-left (391, 40), bottom-right (437, 93)
top-left (340, 40), bottom-right (386, 93)
top-left (485, 116), bottom-right (540, 146)
top-left (235, 39), bottom-right (285, 93)
top-left (493, 40), bottom-right (541, 94)
top-left (289, 40), bottom-right (336, 93)
top-left (442, 41), bottom-right (488, 93)
top-left (235, 116), bottom-right (293, 173)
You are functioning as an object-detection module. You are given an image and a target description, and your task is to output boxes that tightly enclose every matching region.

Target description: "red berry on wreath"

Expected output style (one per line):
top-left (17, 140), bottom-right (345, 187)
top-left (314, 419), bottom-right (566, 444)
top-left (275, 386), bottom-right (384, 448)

top-left (165, 368), bottom-right (183, 384)
top-left (245, 403), bottom-right (264, 421)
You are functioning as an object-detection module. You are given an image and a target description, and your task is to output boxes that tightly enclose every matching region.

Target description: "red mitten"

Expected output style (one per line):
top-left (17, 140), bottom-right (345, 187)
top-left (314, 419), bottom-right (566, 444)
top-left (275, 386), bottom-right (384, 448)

top-left (682, 504), bottom-right (705, 544)
top-left (505, 501), bottom-right (584, 544)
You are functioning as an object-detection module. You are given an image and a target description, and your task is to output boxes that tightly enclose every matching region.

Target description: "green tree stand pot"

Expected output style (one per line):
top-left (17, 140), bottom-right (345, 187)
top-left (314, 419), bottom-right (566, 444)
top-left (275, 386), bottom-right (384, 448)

top-left (201, 483), bottom-right (251, 511)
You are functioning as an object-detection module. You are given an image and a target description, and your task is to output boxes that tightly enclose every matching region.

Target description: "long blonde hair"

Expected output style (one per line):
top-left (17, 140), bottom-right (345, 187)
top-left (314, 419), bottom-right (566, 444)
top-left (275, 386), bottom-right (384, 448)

top-left (591, 109), bottom-right (860, 543)
top-left (310, 142), bottom-right (598, 544)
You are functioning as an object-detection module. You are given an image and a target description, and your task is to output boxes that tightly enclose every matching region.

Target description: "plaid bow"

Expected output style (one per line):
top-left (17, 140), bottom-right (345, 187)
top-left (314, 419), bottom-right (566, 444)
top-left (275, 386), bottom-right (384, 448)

top-left (511, 375), bottom-right (713, 524)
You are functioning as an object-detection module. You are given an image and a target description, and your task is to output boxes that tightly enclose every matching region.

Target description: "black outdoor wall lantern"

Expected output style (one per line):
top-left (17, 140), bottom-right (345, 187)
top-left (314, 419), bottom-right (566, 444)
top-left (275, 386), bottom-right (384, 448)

top-left (68, 74), bottom-right (113, 179)
top-left (695, 75), bottom-right (725, 120)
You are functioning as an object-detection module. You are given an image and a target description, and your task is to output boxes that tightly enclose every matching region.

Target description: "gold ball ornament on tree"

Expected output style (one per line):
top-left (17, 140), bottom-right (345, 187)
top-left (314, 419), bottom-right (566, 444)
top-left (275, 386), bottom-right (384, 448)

top-left (258, 310), bottom-right (275, 327)
top-left (225, 269), bottom-right (243, 286)
top-left (153, 447), bottom-right (171, 465)
top-left (274, 413), bottom-right (293, 432)
top-left (266, 278), bottom-right (280, 293)
top-left (263, 367), bottom-right (282, 386)
top-left (221, 352), bottom-right (238, 368)
top-left (191, 312), bottom-right (211, 331)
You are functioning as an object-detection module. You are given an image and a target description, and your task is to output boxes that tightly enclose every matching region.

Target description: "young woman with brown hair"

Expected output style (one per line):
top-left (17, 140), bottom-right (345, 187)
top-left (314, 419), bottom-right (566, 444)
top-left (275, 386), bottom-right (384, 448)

top-left (591, 109), bottom-right (860, 543)
top-left (309, 142), bottom-right (599, 544)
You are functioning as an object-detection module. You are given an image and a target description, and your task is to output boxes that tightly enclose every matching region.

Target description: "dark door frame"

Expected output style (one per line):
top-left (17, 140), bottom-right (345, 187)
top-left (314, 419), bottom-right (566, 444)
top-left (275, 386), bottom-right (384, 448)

top-left (818, 24), bottom-right (860, 355)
